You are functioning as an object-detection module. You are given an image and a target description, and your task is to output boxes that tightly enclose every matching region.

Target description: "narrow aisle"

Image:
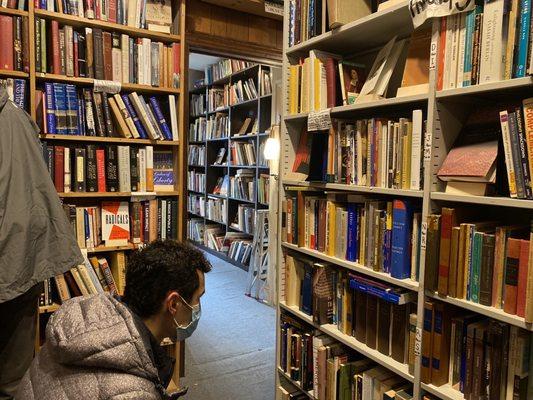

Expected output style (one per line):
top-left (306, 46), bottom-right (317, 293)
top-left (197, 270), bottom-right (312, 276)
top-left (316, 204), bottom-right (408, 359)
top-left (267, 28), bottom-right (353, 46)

top-left (180, 252), bottom-right (276, 400)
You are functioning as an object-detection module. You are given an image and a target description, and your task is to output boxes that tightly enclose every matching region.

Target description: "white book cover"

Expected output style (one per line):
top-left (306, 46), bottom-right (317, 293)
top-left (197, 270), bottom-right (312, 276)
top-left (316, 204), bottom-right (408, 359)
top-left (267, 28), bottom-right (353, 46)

top-left (479, 0), bottom-right (505, 83)
top-left (442, 15), bottom-right (454, 90)
top-left (373, 39), bottom-right (406, 97)
top-left (129, 92), bottom-right (158, 139)
top-left (360, 36), bottom-right (397, 97)
top-left (456, 12), bottom-right (467, 88)
top-left (64, 147), bottom-right (71, 193)
top-left (121, 34), bottom-right (130, 83)
top-left (117, 145), bottom-right (131, 192)
top-left (380, 124), bottom-right (388, 188)
top-left (499, 110), bottom-right (517, 197)
top-left (137, 42), bottom-right (144, 84)
top-left (78, 0), bottom-right (84, 17)
top-left (169, 95), bottom-right (179, 141)
top-left (410, 109), bottom-right (423, 190)
top-left (448, 14), bottom-right (461, 90)
top-left (143, 38), bottom-right (152, 86)
top-left (356, 120), bottom-right (363, 185)
top-left (114, 94), bottom-right (138, 138)
top-left (101, 201), bottom-right (130, 246)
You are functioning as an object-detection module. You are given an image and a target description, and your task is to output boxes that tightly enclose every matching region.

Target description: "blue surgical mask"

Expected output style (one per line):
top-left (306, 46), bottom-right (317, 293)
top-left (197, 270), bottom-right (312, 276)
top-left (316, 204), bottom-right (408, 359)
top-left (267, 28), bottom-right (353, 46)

top-left (173, 296), bottom-right (201, 341)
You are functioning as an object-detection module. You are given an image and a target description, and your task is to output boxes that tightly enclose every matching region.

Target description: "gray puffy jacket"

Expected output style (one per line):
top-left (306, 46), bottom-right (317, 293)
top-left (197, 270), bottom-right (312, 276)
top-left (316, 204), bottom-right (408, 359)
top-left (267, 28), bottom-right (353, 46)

top-left (16, 293), bottom-right (174, 400)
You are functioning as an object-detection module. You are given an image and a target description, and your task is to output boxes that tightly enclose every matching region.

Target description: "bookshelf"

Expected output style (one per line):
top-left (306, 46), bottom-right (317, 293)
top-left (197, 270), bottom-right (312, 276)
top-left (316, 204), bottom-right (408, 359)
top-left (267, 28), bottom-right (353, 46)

top-left (277, 1), bottom-right (533, 400)
top-left (187, 61), bottom-right (280, 270)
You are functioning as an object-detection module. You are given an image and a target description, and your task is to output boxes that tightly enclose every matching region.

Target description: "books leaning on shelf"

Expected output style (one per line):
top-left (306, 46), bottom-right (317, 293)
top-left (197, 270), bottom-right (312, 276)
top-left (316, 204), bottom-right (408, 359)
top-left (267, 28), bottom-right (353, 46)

top-left (230, 140), bottom-right (256, 166)
top-left (40, 252), bottom-right (123, 307)
top-left (424, 207), bottom-right (533, 323)
top-left (190, 93), bottom-right (206, 116)
top-left (204, 58), bottom-right (254, 84)
top-left (187, 193), bottom-right (205, 217)
top-left (206, 197), bottom-right (227, 224)
top-left (187, 217), bottom-right (204, 243)
top-left (224, 233), bottom-right (253, 265)
top-left (283, 254), bottom-right (417, 362)
top-left (279, 312), bottom-right (414, 399)
top-left (258, 173), bottom-right (270, 204)
top-left (230, 169), bottom-right (255, 201)
top-left (207, 86), bottom-right (229, 112)
top-left (212, 175), bottom-right (229, 196)
top-left (207, 112), bottom-right (229, 139)
top-left (187, 170), bottom-right (205, 192)
top-left (188, 144), bottom-right (205, 166)
top-left (33, 19), bottom-right (181, 87)
top-left (0, 78), bottom-right (27, 110)
top-left (231, 204), bottom-right (255, 234)
top-left (0, 14), bottom-right (29, 72)
top-left (420, 299), bottom-right (531, 400)
top-left (229, 78), bottom-right (257, 105)
top-left (34, 0), bottom-right (178, 33)
top-left (204, 224), bottom-right (225, 251)
top-left (436, 1), bottom-right (533, 90)
top-left (283, 192), bottom-right (422, 281)
top-left (37, 84), bottom-right (179, 140)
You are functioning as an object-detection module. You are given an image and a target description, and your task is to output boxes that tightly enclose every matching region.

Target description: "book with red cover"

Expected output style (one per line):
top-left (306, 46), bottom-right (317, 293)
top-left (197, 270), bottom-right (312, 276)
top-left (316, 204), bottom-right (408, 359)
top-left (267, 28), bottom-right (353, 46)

top-left (0, 16), bottom-right (14, 70)
top-left (517, 239), bottom-right (529, 317)
top-left (73, 32), bottom-right (79, 77)
top-left (108, 0), bottom-right (117, 23)
top-left (96, 149), bottom-right (107, 192)
top-left (101, 201), bottom-right (130, 246)
top-left (437, 141), bottom-right (498, 182)
top-left (325, 57), bottom-right (337, 108)
top-left (172, 43), bottom-right (181, 82)
top-left (51, 20), bottom-right (61, 74)
top-left (438, 207), bottom-right (456, 296)
top-left (63, 270), bottom-right (82, 297)
top-left (54, 146), bottom-right (65, 192)
top-left (102, 31), bottom-right (113, 81)
top-left (503, 238), bottom-right (521, 314)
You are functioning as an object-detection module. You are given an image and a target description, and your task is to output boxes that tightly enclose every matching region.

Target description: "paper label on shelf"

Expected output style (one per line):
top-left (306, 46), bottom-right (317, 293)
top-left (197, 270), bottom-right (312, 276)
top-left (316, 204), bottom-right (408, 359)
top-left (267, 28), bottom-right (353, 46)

top-left (421, 221), bottom-right (428, 250)
top-left (415, 327), bottom-right (422, 356)
top-left (93, 80), bottom-right (122, 94)
top-left (409, 0), bottom-right (475, 28)
top-left (308, 109), bottom-right (332, 132)
top-left (423, 129), bottom-right (432, 162)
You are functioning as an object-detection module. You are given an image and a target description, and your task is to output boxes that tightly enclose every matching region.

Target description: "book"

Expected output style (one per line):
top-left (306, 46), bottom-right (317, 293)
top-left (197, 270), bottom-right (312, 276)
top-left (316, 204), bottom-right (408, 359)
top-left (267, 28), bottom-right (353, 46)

top-left (101, 201), bottom-right (130, 246)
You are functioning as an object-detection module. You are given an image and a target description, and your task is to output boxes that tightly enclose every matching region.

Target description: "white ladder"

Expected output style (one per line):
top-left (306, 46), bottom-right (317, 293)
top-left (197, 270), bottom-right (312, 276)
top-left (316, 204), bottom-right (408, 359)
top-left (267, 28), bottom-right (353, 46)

top-left (245, 209), bottom-right (269, 302)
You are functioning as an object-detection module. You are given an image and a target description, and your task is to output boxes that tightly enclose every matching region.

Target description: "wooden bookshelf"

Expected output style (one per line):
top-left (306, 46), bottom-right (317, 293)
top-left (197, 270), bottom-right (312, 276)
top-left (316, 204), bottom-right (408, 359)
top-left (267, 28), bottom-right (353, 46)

top-left (57, 191), bottom-right (180, 198)
top-left (186, 62), bottom-right (280, 271)
top-left (40, 134), bottom-right (180, 146)
top-left (0, 6), bottom-right (28, 16)
top-left (0, 69), bottom-right (29, 78)
top-left (277, 1), bottom-right (533, 399)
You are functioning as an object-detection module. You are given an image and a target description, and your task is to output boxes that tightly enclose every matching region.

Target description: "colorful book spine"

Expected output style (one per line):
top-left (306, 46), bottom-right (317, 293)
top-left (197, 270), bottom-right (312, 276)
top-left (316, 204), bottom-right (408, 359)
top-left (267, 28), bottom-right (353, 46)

top-left (121, 94), bottom-right (147, 139)
top-left (462, 8), bottom-right (476, 86)
top-left (45, 83), bottom-right (56, 134)
top-left (391, 199), bottom-right (413, 279)
top-left (346, 203), bottom-right (358, 262)
top-left (149, 96), bottom-right (172, 140)
top-left (514, 0), bottom-right (532, 78)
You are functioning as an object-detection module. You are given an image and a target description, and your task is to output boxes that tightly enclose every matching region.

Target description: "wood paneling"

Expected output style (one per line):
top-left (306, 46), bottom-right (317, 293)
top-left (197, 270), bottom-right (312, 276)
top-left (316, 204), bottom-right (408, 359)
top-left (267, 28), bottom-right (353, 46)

top-left (186, 0), bottom-right (282, 63)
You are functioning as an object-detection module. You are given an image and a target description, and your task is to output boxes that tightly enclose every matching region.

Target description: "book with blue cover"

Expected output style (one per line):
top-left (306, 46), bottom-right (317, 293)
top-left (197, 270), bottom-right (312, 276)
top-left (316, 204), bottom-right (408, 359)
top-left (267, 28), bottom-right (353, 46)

top-left (52, 83), bottom-right (68, 135)
top-left (121, 94), bottom-right (148, 139)
top-left (300, 262), bottom-right (313, 315)
top-left (515, 0), bottom-right (531, 78)
top-left (346, 203), bottom-right (359, 262)
top-left (44, 83), bottom-right (56, 134)
top-left (149, 96), bottom-right (172, 140)
top-left (391, 199), bottom-right (414, 279)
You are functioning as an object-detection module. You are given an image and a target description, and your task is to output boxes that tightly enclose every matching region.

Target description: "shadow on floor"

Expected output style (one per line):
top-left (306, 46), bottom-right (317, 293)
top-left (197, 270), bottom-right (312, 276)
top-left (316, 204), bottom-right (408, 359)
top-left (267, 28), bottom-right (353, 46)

top-left (180, 252), bottom-right (276, 400)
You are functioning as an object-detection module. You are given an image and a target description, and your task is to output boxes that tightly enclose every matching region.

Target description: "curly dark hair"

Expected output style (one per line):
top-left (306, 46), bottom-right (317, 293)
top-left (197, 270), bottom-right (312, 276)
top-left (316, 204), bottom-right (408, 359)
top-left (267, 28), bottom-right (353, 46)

top-left (123, 240), bottom-right (212, 318)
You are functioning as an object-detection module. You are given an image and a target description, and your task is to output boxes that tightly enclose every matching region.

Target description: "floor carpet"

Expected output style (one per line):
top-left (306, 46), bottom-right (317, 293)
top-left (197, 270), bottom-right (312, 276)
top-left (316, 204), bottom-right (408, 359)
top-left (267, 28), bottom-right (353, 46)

top-left (179, 252), bottom-right (276, 400)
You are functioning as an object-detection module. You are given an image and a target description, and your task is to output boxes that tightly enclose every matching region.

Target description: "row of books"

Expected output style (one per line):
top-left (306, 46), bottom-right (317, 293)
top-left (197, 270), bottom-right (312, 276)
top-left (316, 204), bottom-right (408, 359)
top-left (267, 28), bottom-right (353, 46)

top-left (190, 93), bottom-right (205, 116)
top-left (35, 0), bottom-right (176, 33)
top-left (279, 316), bottom-right (416, 400)
top-left (204, 58), bottom-right (254, 85)
top-left (282, 192), bottom-right (421, 281)
top-left (38, 84), bottom-right (178, 140)
top-left (424, 206), bottom-right (533, 322)
top-left (436, 1), bottom-right (533, 91)
top-left (0, 0), bottom-right (27, 10)
top-left (0, 78), bottom-right (27, 110)
top-left (187, 144), bottom-right (205, 166)
top-left (0, 15), bottom-right (29, 72)
top-left (212, 147), bottom-right (227, 166)
top-left (421, 299), bottom-right (531, 400)
top-left (258, 173), bottom-right (270, 205)
top-left (189, 116), bottom-right (206, 142)
top-left (226, 234), bottom-right (253, 265)
top-left (229, 78), bottom-right (258, 105)
top-left (204, 224), bottom-right (225, 251)
top-left (230, 169), bottom-right (255, 202)
top-left (206, 197), bottom-right (227, 224)
top-left (187, 193), bottom-right (204, 217)
top-left (34, 19), bottom-right (180, 88)
top-left (259, 69), bottom-right (272, 96)
top-left (207, 86), bottom-right (228, 112)
top-left (187, 218), bottom-right (204, 243)
top-left (42, 144), bottom-right (174, 193)
top-left (317, 113), bottom-right (425, 190)
top-left (207, 113), bottom-right (229, 139)
top-left (234, 116), bottom-right (258, 136)
top-left (212, 175), bottom-right (229, 196)
top-left (230, 204), bottom-right (255, 234)
top-left (187, 170), bottom-right (205, 192)
top-left (230, 140), bottom-right (256, 166)
top-left (40, 251), bottom-right (126, 306)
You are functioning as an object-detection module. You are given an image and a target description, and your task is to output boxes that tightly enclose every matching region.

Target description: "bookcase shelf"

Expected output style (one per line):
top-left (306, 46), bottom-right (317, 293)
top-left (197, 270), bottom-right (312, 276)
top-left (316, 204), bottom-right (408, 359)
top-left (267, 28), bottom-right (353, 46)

top-left (0, 6), bottom-right (28, 17)
top-left (430, 192), bottom-right (533, 210)
top-left (58, 191), bottom-right (179, 198)
top-left (281, 242), bottom-right (420, 291)
top-left (282, 180), bottom-right (424, 198)
top-left (425, 291), bottom-right (533, 331)
top-left (0, 69), bottom-right (29, 78)
top-left (35, 73), bottom-right (182, 95)
top-left (34, 9), bottom-right (181, 43)
top-left (85, 244), bottom-right (137, 253)
top-left (277, 368), bottom-right (316, 399)
top-left (280, 302), bottom-right (414, 382)
top-left (40, 134), bottom-right (179, 146)
top-left (436, 76), bottom-right (533, 99)
top-left (421, 383), bottom-right (464, 400)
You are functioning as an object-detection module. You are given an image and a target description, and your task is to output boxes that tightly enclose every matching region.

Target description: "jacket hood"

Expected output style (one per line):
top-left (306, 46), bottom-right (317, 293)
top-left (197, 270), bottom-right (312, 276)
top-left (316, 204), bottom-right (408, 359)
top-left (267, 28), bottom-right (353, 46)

top-left (0, 87), bottom-right (7, 110)
top-left (45, 294), bottom-right (159, 382)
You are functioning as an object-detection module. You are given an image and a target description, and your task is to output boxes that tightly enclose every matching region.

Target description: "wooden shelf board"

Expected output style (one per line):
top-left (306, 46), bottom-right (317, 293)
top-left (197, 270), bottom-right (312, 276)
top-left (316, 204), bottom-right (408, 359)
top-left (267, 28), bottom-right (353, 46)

top-left (282, 179), bottom-right (424, 198)
top-left (0, 69), bottom-right (29, 78)
top-left (286, 1), bottom-right (412, 56)
top-left (35, 73), bottom-right (181, 95)
top-left (425, 291), bottom-right (533, 331)
top-left (0, 6), bottom-right (28, 16)
top-left (230, 98), bottom-right (258, 108)
top-left (277, 368), bottom-right (316, 399)
top-left (58, 191), bottom-right (179, 198)
top-left (436, 77), bottom-right (533, 99)
top-left (34, 9), bottom-right (181, 43)
top-left (279, 302), bottom-right (414, 382)
top-left (421, 383), bottom-right (464, 400)
top-left (39, 303), bottom-right (60, 314)
top-left (86, 244), bottom-right (136, 253)
top-left (431, 192), bottom-right (533, 209)
top-left (281, 242), bottom-right (419, 291)
top-left (191, 241), bottom-right (248, 271)
top-left (40, 134), bottom-right (179, 146)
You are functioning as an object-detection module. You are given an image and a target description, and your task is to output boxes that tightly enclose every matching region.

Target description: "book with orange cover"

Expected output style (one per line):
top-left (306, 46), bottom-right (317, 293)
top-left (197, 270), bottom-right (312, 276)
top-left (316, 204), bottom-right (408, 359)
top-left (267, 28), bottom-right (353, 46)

top-left (101, 201), bottom-right (130, 246)
top-left (516, 239), bottom-right (529, 317)
top-left (503, 238), bottom-right (521, 314)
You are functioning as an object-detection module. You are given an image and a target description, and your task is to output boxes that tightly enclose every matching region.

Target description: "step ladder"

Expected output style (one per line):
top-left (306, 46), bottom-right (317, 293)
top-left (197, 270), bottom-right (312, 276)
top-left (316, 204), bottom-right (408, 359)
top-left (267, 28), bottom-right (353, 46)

top-left (245, 209), bottom-right (269, 302)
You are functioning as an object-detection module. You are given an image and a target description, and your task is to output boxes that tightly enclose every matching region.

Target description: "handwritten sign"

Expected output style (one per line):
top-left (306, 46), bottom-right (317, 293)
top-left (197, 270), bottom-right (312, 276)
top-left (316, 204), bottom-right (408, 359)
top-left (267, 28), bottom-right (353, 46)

top-left (307, 109), bottom-right (332, 132)
top-left (415, 327), bottom-right (422, 356)
top-left (409, 0), bottom-right (475, 28)
top-left (93, 80), bottom-right (122, 94)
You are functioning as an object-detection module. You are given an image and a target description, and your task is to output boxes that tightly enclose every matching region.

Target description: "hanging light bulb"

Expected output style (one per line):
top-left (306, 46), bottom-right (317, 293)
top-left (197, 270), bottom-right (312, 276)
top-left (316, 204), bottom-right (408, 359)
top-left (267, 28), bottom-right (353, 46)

top-left (263, 137), bottom-right (280, 161)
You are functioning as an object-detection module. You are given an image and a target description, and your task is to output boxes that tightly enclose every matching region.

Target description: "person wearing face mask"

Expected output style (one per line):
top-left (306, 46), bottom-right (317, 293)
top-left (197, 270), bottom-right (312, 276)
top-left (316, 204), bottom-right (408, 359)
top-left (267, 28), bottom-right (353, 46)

top-left (16, 240), bottom-right (211, 400)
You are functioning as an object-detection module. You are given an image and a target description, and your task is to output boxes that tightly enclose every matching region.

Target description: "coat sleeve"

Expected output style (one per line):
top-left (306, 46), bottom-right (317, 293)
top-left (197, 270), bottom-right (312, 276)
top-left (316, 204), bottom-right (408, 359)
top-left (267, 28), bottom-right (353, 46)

top-left (0, 102), bottom-right (83, 302)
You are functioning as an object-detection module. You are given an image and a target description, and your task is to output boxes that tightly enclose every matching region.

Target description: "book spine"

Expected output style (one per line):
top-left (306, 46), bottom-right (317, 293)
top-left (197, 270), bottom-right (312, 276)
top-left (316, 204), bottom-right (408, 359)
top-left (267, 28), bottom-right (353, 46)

top-left (105, 145), bottom-right (119, 192)
top-left (101, 94), bottom-right (114, 136)
top-left (500, 110), bottom-right (518, 197)
top-left (421, 301), bottom-right (434, 383)
top-left (45, 83), bottom-right (56, 134)
top-left (53, 146), bottom-right (64, 192)
top-left (523, 98), bottom-right (533, 195)
top-left (470, 11), bottom-right (483, 85)
top-left (437, 208), bottom-right (454, 296)
top-left (514, 0), bottom-right (531, 77)
top-left (129, 146), bottom-right (139, 192)
top-left (121, 94), bottom-right (147, 139)
top-left (462, 9), bottom-right (476, 86)
top-left (504, 238), bottom-right (520, 314)
top-left (86, 144), bottom-right (97, 192)
top-left (515, 107), bottom-right (532, 198)
top-left (148, 96), bottom-right (172, 140)
top-left (479, 234), bottom-right (495, 306)
top-left (509, 111), bottom-right (527, 198)
top-left (96, 148), bottom-right (106, 192)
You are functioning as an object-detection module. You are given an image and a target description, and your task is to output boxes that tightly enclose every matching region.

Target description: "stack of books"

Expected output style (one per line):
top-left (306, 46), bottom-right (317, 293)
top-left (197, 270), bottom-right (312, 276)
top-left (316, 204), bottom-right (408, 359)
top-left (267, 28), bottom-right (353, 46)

top-left (206, 112), bottom-right (229, 139)
top-left (189, 116), bottom-right (206, 141)
top-left (207, 86), bottom-right (229, 112)
top-left (204, 58), bottom-right (254, 84)
top-left (230, 140), bottom-right (256, 166)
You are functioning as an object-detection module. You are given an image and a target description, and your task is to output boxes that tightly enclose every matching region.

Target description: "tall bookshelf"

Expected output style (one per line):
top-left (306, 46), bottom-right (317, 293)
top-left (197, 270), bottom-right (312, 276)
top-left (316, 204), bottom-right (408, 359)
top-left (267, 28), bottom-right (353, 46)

top-left (187, 62), bottom-right (280, 270)
top-left (276, 2), bottom-right (533, 400)
top-left (1, 0), bottom-right (186, 383)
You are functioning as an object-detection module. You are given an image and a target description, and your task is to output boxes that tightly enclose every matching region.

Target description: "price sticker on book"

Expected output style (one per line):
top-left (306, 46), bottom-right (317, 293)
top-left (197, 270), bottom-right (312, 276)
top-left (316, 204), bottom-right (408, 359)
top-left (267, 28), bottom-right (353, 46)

top-left (94, 80), bottom-right (122, 94)
top-left (415, 327), bottom-right (422, 356)
top-left (308, 109), bottom-right (332, 132)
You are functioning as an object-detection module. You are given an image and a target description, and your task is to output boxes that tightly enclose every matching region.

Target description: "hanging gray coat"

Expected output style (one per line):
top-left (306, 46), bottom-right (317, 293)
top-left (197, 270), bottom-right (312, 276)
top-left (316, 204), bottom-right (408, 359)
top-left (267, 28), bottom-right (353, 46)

top-left (0, 87), bottom-right (83, 302)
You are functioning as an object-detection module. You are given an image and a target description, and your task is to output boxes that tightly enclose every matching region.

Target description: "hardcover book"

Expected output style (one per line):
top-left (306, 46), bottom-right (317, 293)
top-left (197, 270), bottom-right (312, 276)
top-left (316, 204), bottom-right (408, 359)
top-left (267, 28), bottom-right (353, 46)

top-left (101, 201), bottom-right (130, 246)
